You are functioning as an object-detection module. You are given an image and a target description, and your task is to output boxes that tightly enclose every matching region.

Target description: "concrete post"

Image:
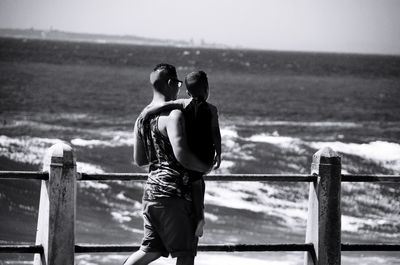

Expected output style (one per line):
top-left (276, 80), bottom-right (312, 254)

top-left (304, 147), bottom-right (341, 265)
top-left (34, 142), bottom-right (76, 265)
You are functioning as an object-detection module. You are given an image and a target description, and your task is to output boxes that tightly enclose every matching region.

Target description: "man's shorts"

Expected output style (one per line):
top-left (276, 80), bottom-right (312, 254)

top-left (140, 197), bottom-right (198, 258)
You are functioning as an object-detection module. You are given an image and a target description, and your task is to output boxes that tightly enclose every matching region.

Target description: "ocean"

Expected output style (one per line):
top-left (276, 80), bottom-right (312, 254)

top-left (0, 37), bottom-right (399, 265)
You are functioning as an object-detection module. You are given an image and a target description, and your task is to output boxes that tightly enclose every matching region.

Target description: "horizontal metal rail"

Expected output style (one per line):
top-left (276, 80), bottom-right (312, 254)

top-left (0, 171), bottom-right (48, 180)
top-left (2, 243), bottom-right (399, 254)
top-left (79, 172), bottom-right (147, 181)
top-left (341, 243), bottom-right (400, 251)
top-left (74, 243), bottom-right (400, 253)
top-left (1, 171), bottom-right (399, 183)
top-left (0, 244), bottom-right (43, 253)
top-left (78, 173), bottom-right (317, 182)
top-left (341, 174), bottom-right (400, 183)
top-left (75, 243), bottom-right (313, 253)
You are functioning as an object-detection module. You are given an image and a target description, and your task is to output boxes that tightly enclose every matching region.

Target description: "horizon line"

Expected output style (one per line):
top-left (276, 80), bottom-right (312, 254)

top-left (1, 27), bottom-right (399, 57)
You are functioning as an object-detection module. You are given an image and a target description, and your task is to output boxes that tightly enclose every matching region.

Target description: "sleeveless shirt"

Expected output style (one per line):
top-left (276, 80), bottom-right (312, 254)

top-left (137, 115), bottom-right (192, 201)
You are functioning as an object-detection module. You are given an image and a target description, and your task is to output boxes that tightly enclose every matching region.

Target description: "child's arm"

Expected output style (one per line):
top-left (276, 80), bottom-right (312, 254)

top-left (191, 178), bottom-right (205, 237)
top-left (210, 105), bottom-right (222, 169)
top-left (141, 99), bottom-right (187, 121)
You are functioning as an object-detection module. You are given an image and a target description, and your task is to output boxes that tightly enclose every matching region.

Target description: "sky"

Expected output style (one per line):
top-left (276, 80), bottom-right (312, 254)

top-left (0, 0), bottom-right (400, 55)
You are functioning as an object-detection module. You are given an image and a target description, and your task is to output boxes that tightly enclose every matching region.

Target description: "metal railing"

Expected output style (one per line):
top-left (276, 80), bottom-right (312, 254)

top-left (1, 143), bottom-right (399, 265)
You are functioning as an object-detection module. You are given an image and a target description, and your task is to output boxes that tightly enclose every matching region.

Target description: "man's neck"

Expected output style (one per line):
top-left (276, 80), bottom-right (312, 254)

top-left (151, 91), bottom-right (174, 105)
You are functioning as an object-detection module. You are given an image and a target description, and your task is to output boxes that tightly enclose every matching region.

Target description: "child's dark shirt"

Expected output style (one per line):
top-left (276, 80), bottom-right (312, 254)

top-left (183, 99), bottom-right (215, 180)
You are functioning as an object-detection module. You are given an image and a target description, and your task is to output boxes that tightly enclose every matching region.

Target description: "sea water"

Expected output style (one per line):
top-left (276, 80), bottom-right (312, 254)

top-left (0, 38), bottom-right (399, 264)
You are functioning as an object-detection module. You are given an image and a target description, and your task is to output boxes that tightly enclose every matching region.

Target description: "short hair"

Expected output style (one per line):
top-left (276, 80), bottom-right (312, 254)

top-left (153, 63), bottom-right (177, 78)
top-left (150, 63), bottom-right (178, 90)
top-left (185, 71), bottom-right (208, 97)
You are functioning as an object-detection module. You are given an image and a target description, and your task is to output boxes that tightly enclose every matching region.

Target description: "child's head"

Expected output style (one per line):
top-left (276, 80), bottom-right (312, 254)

top-left (185, 71), bottom-right (209, 101)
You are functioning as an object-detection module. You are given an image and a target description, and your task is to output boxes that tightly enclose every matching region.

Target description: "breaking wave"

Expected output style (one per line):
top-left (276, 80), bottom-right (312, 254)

top-left (246, 132), bottom-right (400, 173)
top-left (309, 140), bottom-right (400, 173)
top-left (0, 135), bottom-right (104, 173)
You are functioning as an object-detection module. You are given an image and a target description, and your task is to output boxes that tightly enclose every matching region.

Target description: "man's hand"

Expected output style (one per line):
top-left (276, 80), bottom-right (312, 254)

top-left (195, 219), bottom-right (205, 237)
top-left (140, 104), bottom-right (162, 122)
top-left (213, 154), bottom-right (221, 170)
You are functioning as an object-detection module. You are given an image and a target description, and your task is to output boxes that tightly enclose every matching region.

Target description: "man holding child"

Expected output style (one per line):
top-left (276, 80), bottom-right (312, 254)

top-left (126, 63), bottom-right (221, 265)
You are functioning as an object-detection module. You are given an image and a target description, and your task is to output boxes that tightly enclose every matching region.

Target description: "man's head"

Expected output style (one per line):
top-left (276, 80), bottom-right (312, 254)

top-left (150, 63), bottom-right (182, 100)
top-left (185, 71), bottom-right (209, 101)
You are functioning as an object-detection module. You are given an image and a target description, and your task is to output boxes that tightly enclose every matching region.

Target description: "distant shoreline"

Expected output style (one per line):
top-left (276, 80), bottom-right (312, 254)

top-left (1, 28), bottom-right (399, 57)
top-left (0, 28), bottom-right (231, 51)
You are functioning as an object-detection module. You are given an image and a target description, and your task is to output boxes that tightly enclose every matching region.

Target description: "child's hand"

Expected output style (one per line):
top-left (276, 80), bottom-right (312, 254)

top-left (141, 110), bottom-right (152, 122)
top-left (140, 105), bottom-right (160, 122)
top-left (195, 219), bottom-right (205, 237)
top-left (213, 154), bottom-right (221, 170)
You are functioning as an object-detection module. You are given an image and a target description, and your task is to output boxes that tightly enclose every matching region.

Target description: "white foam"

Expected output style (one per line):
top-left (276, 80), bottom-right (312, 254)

top-left (217, 126), bottom-right (257, 174)
top-left (78, 181), bottom-right (109, 190)
top-left (245, 132), bottom-right (400, 173)
top-left (227, 118), bottom-right (360, 128)
top-left (0, 135), bottom-right (108, 174)
top-left (205, 182), bottom-right (308, 230)
top-left (116, 192), bottom-right (143, 210)
top-left (116, 192), bottom-right (130, 201)
top-left (3, 118), bottom-right (134, 148)
top-left (71, 138), bottom-right (110, 147)
top-left (220, 127), bottom-right (238, 138)
top-left (309, 140), bottom-right (400, 173)
top-left (246, 133), bottom-right (303, 153)
top-left (249, 134), bottom-right (296, 145)
top-left (213, 160), bottom-right (235, 175)
top-left (77, 162), bottom-right (105, 174)
top-left (0, 135), bottom-right (62, 165)
top-left (204, 212), bottom-right (219, 222)
top-left (342, 255), bottom-right (395, 265)
top-left (111, 211), bottom-right (132, 223)
top-left (341, 215), bottom-right (400, 238)
top-left (71, 130), bottom-right (133, 148)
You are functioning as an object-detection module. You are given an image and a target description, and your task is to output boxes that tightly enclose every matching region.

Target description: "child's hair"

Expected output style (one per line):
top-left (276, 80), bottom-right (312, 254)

top-left (185, 71), bottom-right (208, 98)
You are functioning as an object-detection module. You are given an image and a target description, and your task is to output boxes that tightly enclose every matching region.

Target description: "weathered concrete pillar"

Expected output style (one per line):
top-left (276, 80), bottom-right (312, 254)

top-left (304, 147), bottom-right (341, 265)
top-left (34, 142), bottom-right (76, 265)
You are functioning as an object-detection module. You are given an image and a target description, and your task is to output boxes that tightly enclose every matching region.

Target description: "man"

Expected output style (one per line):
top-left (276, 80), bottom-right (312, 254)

top-left (125, 63), bottom-right (211, 265)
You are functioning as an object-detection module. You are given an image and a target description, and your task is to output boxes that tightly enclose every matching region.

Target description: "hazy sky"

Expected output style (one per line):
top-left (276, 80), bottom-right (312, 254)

top-left (1, 0), bottom-right (400, 54)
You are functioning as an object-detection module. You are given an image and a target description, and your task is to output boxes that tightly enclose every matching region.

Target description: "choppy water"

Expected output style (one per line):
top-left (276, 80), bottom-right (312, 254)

top-left (0, 38), bottom-right (400, 264)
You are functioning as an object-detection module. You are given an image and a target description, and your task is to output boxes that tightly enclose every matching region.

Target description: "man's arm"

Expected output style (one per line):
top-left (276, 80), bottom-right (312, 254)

top-left (133, 118), bottom-right (149, 167)
top-left (141, 99), bottom-right (187, 121)
top-left (166, 110), bottom-right (212, 172)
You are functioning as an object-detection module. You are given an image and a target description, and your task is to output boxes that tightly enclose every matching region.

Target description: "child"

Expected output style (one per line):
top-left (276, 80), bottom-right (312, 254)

top-left (141, 70), bottom-right (221, 237)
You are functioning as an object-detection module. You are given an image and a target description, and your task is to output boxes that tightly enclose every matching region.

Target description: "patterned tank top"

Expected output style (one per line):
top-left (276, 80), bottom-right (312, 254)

top-left (137, 114), bottom-right (192, 201)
